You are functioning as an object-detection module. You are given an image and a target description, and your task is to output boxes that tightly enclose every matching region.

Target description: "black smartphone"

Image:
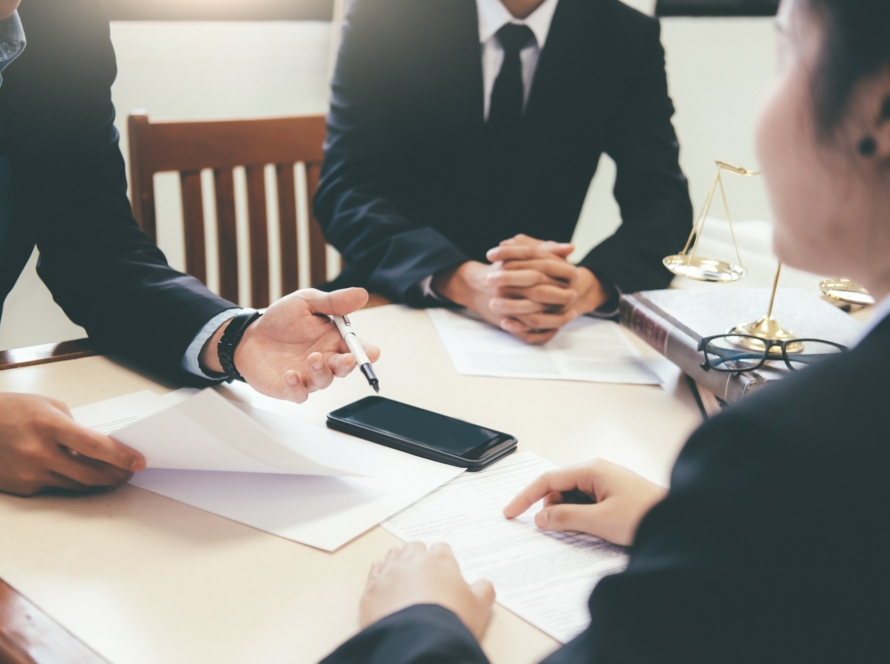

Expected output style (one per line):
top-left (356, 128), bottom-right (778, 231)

top-left (327, 397), bottom-right (517, 471)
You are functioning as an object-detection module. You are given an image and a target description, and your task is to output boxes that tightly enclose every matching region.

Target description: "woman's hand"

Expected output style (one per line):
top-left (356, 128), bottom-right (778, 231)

top-left (360, 542), bottom-right (495, 639)
top-left (0, 393), bottom-right (146, 496)
top-left (503, 460), bottom-right (668, 546)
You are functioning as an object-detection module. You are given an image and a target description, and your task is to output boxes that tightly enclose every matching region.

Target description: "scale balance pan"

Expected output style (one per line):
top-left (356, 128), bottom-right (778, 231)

top-left (663, 254), bottom-right (747, 283)
top-left (819, 278), bottom-right (875, 306)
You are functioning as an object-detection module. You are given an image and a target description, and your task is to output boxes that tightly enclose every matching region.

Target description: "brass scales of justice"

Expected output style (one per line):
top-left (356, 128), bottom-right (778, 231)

top-left (662, 160), bottom-right (874, 353)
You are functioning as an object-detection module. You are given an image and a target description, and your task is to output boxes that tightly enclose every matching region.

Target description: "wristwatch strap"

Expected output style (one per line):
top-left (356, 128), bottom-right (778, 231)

top-left (217, 308), bottom-right (262, 383)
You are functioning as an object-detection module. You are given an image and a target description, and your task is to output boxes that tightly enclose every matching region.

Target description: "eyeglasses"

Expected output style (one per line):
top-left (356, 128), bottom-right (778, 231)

top-left (698, 334), bottom-right (848, 373)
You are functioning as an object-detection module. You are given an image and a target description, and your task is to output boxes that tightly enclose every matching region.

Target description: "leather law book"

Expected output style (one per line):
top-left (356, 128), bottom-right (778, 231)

top-left (620, 289), bottom-right (862, 404)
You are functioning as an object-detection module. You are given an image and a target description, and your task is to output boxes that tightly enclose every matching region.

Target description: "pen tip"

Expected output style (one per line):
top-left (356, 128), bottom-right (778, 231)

top-left (372, 381), bottom-right (380, 393)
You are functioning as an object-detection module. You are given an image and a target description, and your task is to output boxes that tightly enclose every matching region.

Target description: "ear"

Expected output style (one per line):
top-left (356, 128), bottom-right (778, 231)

top-left (868, 67), bottom-right (890, 162)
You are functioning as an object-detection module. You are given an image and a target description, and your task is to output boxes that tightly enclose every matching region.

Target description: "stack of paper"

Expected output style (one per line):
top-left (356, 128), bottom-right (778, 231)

top-left (383, 452), bottom-right (628, 643)
top-left (73, 389), bottom-right (464, 551)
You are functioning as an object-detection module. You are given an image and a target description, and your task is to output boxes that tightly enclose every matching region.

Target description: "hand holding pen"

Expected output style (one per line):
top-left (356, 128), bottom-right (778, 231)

top-left (333, 314), bottom-right (381, 393)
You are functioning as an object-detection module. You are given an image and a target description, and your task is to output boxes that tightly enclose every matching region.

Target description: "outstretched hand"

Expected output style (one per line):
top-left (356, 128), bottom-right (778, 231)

top-left (202, 288), bottom-right (380, 404)
top-left (503, 459), bottom-right (667, 547)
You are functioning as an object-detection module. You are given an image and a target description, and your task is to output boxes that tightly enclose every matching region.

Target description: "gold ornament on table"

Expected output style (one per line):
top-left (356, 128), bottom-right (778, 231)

top-left (663, 160), bottom-right (756, 283)
top-left (728, 263), bottom-right (803, 353)
top-left (663, 159), bottom-right (799, 350)
top-left (819, 278), bottom-right (875, 307)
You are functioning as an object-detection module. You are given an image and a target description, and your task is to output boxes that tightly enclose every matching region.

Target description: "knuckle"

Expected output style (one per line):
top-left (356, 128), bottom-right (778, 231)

top-left (547, 507), bottom-right (565, 525)
top-left (12, 482), bottom-right (41, 497)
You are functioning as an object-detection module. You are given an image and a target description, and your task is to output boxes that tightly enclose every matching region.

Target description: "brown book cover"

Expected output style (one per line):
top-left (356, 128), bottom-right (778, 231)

top-left (620, 289), bottom-right (862, 404)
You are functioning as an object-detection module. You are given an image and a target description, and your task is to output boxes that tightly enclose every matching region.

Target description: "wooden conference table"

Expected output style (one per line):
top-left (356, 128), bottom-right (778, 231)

top-left (0, 305), bottom-right (702, 664)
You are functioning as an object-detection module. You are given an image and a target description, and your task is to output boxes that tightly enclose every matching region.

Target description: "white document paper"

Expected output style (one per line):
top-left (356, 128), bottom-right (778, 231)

top-left (73, 390), bottom-right (464, 551)
top-left (428, 308), bottom-right (658, 385)
top-left (383, 452), bottom-right (628, 643)
top-left (77, 389), bottom-right (351, 476)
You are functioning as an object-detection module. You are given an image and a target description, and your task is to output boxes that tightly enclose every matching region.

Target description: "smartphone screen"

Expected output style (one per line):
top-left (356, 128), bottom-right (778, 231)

top-left (333, 398), bottom-right (504, 457)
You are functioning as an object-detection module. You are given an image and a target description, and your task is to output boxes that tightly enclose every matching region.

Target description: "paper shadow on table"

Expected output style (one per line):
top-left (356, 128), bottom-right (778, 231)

top-left (0, 482), bottom-right (266, 550)
top-left (130, 469), bottom-right (387, 551)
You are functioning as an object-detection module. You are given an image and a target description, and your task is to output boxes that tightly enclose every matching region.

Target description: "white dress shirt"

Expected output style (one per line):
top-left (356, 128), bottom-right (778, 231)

top-left (477, 0), bottom-right (560, 120)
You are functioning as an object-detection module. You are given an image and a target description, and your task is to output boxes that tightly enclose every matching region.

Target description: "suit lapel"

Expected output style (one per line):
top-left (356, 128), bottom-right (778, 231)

top-left (423, 0), bottom-right (485, 140)
top-left (525, 0), bottom-right (610, 138)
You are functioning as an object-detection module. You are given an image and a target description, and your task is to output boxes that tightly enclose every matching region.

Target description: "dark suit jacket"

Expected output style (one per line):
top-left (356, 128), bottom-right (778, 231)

top-left (314, 0), bottom-right (693, 306)
top-left (322, 314), bottom-right (890, 663)
top-left (0, 0), bottom-right (233, 377)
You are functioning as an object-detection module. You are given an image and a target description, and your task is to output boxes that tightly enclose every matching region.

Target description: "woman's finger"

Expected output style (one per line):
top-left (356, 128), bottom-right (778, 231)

top-left (503, 468), bottom-right (595, 519)
top-left (471, 578), bottom-right (496, 605)
top-left (535, 503), bottom-right (604, 534)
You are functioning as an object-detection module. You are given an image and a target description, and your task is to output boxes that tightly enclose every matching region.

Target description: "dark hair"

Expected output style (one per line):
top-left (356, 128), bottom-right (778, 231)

top-left (804, 0), bottom-right (890, 136)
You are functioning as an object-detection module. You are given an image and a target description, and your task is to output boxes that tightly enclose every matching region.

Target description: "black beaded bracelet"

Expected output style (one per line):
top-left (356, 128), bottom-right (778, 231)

top-left (217, 309), bottom-right (262, 383)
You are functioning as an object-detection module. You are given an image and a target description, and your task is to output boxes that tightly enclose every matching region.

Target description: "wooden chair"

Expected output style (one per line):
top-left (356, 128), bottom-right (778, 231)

top-left (127, 112), bottom-right (336, 308)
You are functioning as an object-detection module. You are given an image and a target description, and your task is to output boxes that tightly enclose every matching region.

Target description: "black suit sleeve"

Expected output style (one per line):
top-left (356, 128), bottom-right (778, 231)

top-left (320, 605), bottom-right (490, 664)
top-left (313, 0), bottom-right (469, 305)
top-left (579, 18), bottom-right (692, 294)
top-left (6, 0), bottom-right (234, 378)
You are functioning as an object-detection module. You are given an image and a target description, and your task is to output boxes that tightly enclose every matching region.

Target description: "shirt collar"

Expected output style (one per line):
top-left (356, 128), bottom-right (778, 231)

top-left (0, 10), bottom-right (26, 86)
top-left (854, 293), bottom-right (890, 347)
top-left (477, 0), bottom-right (560, 49)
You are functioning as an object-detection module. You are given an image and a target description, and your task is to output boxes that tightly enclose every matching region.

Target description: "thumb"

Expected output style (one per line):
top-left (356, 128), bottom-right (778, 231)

top-left (535, 503), bottom-right (602, 535)
top-left (471, 579), bottom-right (496, 606)
top-left (302, 287), bottom-right (369, 317)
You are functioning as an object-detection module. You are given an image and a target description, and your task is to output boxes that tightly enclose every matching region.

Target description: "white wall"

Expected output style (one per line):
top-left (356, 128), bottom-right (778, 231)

top-left (0, 8), bottom-right (780, 351)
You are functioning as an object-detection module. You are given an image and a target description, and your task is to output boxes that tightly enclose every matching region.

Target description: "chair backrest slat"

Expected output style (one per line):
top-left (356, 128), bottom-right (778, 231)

top-left (276, 163), bottom-right (301, 297)
top-left (179, 170), bottom-right (207, 284)
top-left (246, 165), bottom-right (270, 308)
top-left (305, 162), bottom-right (328, 289)
top-left (213, 168), bottom-right (240, 304)
top-left (127, 113), bottom-right (334, 308)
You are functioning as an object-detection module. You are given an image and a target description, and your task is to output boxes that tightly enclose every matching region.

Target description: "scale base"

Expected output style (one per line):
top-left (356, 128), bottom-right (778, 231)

top-left (729, 316), bottom-right (804, 353)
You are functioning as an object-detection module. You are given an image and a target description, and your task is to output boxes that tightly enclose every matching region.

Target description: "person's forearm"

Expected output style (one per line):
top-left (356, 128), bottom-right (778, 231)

top-left (574, 267), bottom-right (611, 314)
top-left (199, 316), bottom-right (260, 375)
top-left (432, 261), bottom-right (486, 308)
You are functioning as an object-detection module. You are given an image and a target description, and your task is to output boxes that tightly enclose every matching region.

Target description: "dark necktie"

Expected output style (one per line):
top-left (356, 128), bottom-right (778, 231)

top-left (487, 23), bottom-right (536, 131)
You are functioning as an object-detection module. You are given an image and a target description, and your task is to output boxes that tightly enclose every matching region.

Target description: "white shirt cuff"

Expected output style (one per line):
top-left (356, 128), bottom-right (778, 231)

top-left (180, 308), bottom-right (242, 379)
top-left (418, 275), bottom-right (449, 302)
